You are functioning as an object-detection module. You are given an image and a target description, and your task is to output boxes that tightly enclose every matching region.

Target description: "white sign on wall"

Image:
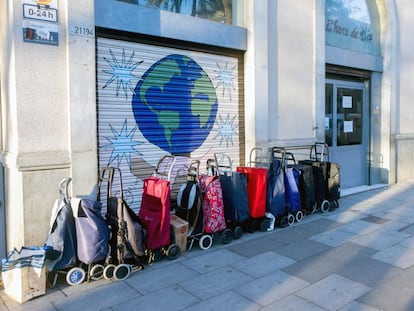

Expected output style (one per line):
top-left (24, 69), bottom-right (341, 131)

top-left (22, 0), bottom-right (59, 46)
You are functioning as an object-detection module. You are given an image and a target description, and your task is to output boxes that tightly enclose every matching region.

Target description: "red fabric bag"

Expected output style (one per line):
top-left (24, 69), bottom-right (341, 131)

top-left (139, 177), bottom-right (171, 250)
top-left (198, 175), bottom-right (226, 234)
top-left (236, 167), bottom-right (267, 218)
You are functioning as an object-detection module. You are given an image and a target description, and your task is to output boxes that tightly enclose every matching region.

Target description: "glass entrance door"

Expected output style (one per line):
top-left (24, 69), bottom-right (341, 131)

top-left (325, 80), bottom-right (368, 188)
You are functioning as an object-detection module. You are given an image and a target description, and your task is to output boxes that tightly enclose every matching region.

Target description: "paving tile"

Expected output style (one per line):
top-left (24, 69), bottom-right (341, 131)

top-left (360, 215), bottom-right (389, 224)
top-left (372, 244), bottom-right (414, 269)
top-left (399, 235), bottom-right (414, 249)
top-left (337, 256), bottom-right (404, 288)
top-left (126, 262), bottom-right (199, 294)
top-left (0, 285), bottom-right (65, 311)
top-left (294, 218), bottom-right (343, 234)
top-left (181, 249), bottom-right (245, 274)
top-left (296, 274), bottom-right (371, 310)
top-left (226, 235), bottom-right (287, 258)
top-left (350, 230), bottom-right (409, 250)
top-left (340, 220), bottom-right (383, 235)
top-left (181, 290), bottom-right (261, 311)
top-left (234, 271), bottom-right (309, 307)
top-left (261, 294), bottom-right (326, 311)
top-left (325, 210), bottom-right (365, 224)
top-left (283, 243), bottom-right (377, 283)
top-left (358, 263), bottom-right (414, 310)
top-left (310, 228), bottom-right (358, 247)
top-left (275, 239), bottom-right (331, 261)
top-left (231, 251), bottom-right (296, 278)
top-left (110, 285), bottom-right (199, 311)
top-left (266, 225), bottom-right (317, 244)
top-left (179, 267), bottom-right (253, 300)
top-left (339, 301), bottom-right (382, 311)
top-left (398, 223), bottom-right (414, 235)
top-left (53, 281), bottom-right (140, 311)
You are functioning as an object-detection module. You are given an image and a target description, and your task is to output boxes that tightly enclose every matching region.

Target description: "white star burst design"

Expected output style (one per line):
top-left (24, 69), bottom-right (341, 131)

top-left (102, 49), bottom-right (143, 98)
top-left (214, 62), bottom-right (236, 101)
top-left (104, 119), bottom-right (143, 168)
top-left (213, 114), bottom-right (238, 147)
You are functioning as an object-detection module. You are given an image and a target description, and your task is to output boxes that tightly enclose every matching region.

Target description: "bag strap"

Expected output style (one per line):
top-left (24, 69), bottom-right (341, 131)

top-left (71, 197), bottom-right (82, 218)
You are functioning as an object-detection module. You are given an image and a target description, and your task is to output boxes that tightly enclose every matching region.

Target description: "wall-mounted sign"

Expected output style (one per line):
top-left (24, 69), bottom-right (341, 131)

top-left (22, 0), bottom-right (59, 46)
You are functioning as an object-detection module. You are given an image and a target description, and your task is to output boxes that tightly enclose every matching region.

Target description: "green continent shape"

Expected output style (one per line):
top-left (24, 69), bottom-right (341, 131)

top-left (191, 71), bottom-right (217, 128)
top-left (139, 58), bottom-right (181, 108)
top-left (157, 110), bottom-right (180, 147)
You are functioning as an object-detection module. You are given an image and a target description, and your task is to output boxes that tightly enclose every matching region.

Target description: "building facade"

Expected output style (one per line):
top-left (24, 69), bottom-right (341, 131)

top-left (0, 0), bottom-right (411, 257)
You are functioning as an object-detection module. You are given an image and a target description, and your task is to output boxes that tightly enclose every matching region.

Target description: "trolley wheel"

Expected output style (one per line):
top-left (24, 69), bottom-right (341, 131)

top-left (260, 218), bottom-right (271, 232)
top-left (312, 202), bottom-right (320, 213)
top-left (89, 264), bottom-right (104, 281)
top-left (221, 228), bottom-right (233, 244)
top-left (321, 200), bottom-right (330, 213)
top-left (199, 234), bottom-right (213, 250)
top-left (66, 267), bottom-right (86, 286)
top-left (103, 264), bottom-right (116, 280)
top-left (295, 210), bottom-right (304, 222)
top-left (113, 264), bottom-right (131, 281)
top-left (279, 216), bottom-right (289, 228)
top-left (287, 213), bottom-right (295, 226)
top-left (153, 249), bottom-right (163, 262)
top-left (311, 203), bottom-right (319, 214)
top-left (166, 244), bottom-right (181, 260)
top-left (233, 226), bottom-right (243, 240)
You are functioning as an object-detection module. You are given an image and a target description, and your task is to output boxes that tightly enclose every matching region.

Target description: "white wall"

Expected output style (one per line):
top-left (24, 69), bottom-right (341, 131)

top-left (0, 0), bottom-right (96, 250)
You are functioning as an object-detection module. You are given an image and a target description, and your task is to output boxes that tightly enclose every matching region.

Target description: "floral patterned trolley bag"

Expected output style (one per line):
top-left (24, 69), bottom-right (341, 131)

top-left (198, 174), bottom-right (226, 234)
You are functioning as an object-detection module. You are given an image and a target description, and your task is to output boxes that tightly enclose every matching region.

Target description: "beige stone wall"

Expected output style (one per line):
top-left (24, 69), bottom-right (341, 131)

top-left (0, 0), bottom-right (96, 251)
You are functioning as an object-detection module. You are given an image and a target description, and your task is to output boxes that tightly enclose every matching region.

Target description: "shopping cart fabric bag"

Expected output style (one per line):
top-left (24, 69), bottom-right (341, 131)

top-left (1, 246), bottom-right (47, 304)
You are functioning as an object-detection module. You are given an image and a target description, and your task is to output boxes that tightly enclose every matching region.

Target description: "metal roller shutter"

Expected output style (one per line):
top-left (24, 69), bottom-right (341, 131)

top-left (96, 37), bottom-right (243, 212)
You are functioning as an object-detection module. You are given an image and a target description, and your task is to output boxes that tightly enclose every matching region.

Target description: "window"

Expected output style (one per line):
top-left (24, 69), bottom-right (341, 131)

top-left (117, 0), bottom-right (234, 25)
top-left (325, 0), bottom-right (380, 55)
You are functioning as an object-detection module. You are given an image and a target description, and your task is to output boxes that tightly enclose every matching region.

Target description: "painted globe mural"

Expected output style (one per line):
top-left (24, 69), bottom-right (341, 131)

top-left (132, 54), bottom-right (218, 154)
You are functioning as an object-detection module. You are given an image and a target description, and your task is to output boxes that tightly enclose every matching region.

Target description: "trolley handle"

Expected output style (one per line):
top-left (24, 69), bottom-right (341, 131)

top-left (310, 142), bottom-right (329, 162)
top-left (154, 155), bottom-right (176, 181)
top-left (59, 177), bottom-right (72, 204)
top-left (187, 159), bottom-right (200, 180)
top-left (249, 147), bottom-right (268, 167)
top-left (97, 166), bottom-right (124, 202)
top-left (271, 147), bottom-right (286, 163)
top-left (214, 153), bottom-right (233, 176)
top-left (284, 152), bottom-right (297, 166)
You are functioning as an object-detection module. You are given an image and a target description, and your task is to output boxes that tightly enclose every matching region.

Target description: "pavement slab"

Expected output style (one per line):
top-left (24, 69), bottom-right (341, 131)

top-left (179, 267), bottom-right (253, 300)
top-left (310, 228), bottom-right (358, 247)
top-left (53, 281), bottom-right (140, 311)
top-left (275, 238), bottom-right (331, 261)
top-left (181, 290), bottom-right (261, 311)
top-left (226, 235), bottom-right (287, 258)
top-left (231, 251), bottom-right (296, 278)
top-left (110, 285), bottom-right (199, 311)
top-left (283, 243), bottom-right (377, 283)
top-left (234, 271), bottom-right (309, 307)
top-left (180, 248), bottom-right (245, 274)
top-left (125, 262), bottom-right (199, 294)
top-left (350, 229), bottom-right (410, 250)
top-left (372, 244), bottom-right (414, 269)
top-left (296, 274), bottom-right (372, 310)
top-left (261, 294), bottom-right (326, 311)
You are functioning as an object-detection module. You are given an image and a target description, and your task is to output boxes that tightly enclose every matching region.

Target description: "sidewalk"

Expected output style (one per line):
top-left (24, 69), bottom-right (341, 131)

top-left (2, 182), bottom-right (414, 310)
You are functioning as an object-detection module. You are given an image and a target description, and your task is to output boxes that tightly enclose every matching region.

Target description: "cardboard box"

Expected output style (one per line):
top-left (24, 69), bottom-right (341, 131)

top-left (1, 248), bottom-right (46, 304)
top-left (170, 215), bottom-right (188, 253)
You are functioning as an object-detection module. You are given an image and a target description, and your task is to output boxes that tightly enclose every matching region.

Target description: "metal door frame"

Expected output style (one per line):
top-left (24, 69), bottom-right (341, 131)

top-left (326, 78), bottom-right (369, 187)
top-left (0, 164), bottom-right (6, 258)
